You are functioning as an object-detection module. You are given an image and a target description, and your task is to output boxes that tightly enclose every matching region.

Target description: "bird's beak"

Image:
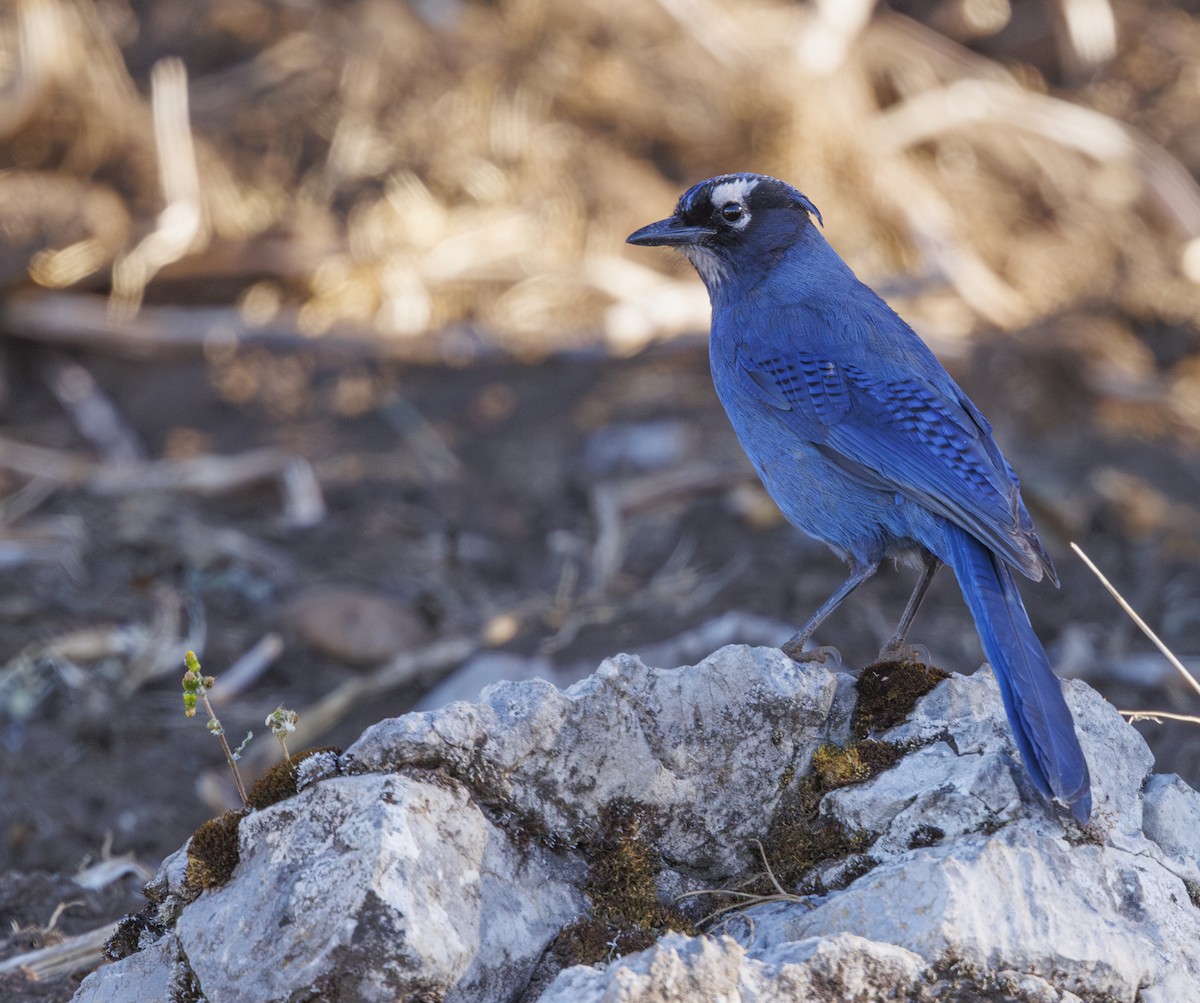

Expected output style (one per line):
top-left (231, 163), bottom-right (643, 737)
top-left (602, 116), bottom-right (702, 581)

top-left (626, 215), bottom-right (715, 247)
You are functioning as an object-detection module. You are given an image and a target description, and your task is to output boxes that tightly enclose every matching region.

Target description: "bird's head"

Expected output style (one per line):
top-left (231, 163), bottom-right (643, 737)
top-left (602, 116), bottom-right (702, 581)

top-left (627, 173), bottom-right (823, 292)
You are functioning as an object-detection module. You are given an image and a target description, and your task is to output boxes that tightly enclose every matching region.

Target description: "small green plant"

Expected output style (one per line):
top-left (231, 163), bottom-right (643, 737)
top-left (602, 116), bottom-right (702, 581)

top-left (183, 650), bottom-right (251, 806)
top-left (265, 705), bottom-right (299, 762)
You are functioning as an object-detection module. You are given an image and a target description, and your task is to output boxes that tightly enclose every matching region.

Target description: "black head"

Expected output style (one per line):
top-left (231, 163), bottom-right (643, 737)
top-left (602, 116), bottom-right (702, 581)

top-left (624, 173), bottom-right (820, 279)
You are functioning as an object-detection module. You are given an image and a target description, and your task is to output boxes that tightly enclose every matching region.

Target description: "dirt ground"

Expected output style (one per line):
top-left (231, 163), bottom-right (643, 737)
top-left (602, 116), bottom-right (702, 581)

top-left (3, 324), bottom-right (1200, 872)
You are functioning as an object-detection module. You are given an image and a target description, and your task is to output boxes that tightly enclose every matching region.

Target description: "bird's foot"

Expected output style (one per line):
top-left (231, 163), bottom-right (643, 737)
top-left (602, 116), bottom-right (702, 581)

top-left (781, 641), bottom-right (842, 668)
top-left (873, 642), bottom-right (930, 666)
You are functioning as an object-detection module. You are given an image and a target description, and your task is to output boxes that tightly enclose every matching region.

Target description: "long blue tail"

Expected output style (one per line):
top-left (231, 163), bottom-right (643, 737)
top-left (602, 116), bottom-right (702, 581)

top-left (944, 525), bottom-right (1091, 823)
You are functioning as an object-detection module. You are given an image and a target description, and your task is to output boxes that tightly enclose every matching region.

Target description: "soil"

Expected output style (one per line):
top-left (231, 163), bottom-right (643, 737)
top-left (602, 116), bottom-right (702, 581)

top-left (2, 319), bottom-right (1200, 999)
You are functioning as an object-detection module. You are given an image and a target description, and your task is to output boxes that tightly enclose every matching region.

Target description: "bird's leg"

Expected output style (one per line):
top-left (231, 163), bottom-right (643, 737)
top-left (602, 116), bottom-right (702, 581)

top-left (781, 560), bottom-right (880, 662)
top-left (878, 553), bottom-right (942, 660)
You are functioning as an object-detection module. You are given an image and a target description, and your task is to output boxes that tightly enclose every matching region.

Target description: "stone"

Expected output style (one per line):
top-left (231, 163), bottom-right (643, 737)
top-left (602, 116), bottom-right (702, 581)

top-left (540, 931), bottom-right (927, 1003)
top-left (347, 645), bottom-right (843, 876)
top-left (72, 935), bottom-right (194, 1003)
top-left (176, 774), bottom-right (583, 1002)
top-left (284, 584), bottom-right (426, 666)
top-left (72, 645), bottom-right (1200, 1003)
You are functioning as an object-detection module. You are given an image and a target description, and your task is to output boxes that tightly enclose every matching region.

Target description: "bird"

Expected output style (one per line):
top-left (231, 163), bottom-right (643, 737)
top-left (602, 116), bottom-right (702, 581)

top-left (627, 173), bottom-right (1091, 823)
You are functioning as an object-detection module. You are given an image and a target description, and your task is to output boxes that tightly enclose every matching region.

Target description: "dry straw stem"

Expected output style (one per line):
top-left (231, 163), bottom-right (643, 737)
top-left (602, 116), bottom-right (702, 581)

top-left (0, 921), bottom-right (117, 980)
top-left (1070, 541), bottom-right (1200, 721)
top-left (1123, 711), bottom-right (1200, 726)
top-left (110, 57), bottom-right (206, 318)
top-left (675, 839), bottom-right (805, 928)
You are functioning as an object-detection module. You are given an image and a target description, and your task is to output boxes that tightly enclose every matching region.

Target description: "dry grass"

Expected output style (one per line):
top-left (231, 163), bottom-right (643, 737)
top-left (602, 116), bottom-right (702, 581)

top-left (1, 0), bottom-right (1199, 357)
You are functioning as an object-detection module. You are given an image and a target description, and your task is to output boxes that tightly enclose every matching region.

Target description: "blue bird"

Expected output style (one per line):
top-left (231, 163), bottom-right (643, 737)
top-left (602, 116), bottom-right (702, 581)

top-left (628, 173), bottom-right (1090, 823)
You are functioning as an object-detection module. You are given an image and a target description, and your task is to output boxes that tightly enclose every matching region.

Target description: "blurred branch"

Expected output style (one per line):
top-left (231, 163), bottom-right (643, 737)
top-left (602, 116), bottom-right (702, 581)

top-left (2, 0), bottom-right (1199, 347)
top-left (871, 156), bottom-right (1027, 327)
top-left (208, 634), bottom-right (285, 708)
top-left (111, 58), bottom-right (207, 318)
top-left (0, 922), bottom-right (117, 980)
top-left (797, 0), bottom-right (878, 76)
top-left (589, 463), bottom-right (752, 588)
top-left (243, 636), bottom-right (478, 771)
top-left (0, 0), bottom-right (70, 139)
top-left (651, 0), bottom-right (748, 66)
top-left (42, 353), bottom-right (146, 464)
top-left (870, 78), bottom-right (1200, 239)
top-left (0, 435), bottom-right (326, 528)
top-left (0, 291), bottom-right (483, 363)
top-left (1056, 0), bottom-right (1117, 78)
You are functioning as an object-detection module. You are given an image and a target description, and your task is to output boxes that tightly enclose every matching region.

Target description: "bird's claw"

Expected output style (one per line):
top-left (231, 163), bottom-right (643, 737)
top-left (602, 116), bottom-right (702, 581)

top-left (782, 642), bottom-right (842, 668)
top-left (874, 642), bottom-right (931, 666)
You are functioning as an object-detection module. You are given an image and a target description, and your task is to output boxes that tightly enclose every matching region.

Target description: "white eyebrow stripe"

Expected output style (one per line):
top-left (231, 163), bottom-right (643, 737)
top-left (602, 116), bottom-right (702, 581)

top-left (709, 177), bottom-right (758, 209)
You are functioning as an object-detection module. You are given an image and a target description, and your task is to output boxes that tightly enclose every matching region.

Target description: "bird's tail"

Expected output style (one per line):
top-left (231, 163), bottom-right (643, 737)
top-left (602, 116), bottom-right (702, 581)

top-left (944, 524), bottom-right (1091, 823)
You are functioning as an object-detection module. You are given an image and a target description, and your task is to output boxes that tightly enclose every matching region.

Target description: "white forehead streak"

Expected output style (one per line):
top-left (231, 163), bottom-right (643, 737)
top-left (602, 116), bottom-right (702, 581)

top-left (709, 177), bottom-right (758, 209)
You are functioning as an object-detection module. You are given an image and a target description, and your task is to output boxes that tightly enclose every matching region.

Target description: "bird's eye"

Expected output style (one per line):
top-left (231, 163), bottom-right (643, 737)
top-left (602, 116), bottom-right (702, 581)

top-left (720, 202), bottom-right (744, 222)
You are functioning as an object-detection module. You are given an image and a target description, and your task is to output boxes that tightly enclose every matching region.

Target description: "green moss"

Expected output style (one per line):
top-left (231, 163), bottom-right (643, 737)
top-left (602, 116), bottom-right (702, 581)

top-left (185, 809), bottom-right (248, 891)
top-left (548, 919), bottom-right (660, 970)
top-left (810, 742), bottom-right (870, 786)
top-left (810, 739), bottom-right (904, 787)
top-left (181, 747), bottom-right (341, 895)
top-left (747, 678), bottom-right (921, 898)
top-left (246, 745), bottom-right (341, 810)
top-left (803, 740), bottom-right (905, 800)
top-left (585, 801), bottom-right (694, 933)
top-left (548, 799), bottom-right (693, 967)
top-left (104, 908), bottom-right (165, 961)
top-left (852, 657), bottom-right (948, 740)
top-left (749, 737), bottom-right (909, 897)
top-left (777, 763), bottom-right (795, 793)
top-left (761, 812), bottom-right (873, 894)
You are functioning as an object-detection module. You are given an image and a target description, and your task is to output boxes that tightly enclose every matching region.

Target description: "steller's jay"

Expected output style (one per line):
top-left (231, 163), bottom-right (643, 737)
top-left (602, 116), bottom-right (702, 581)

top-left (628, 173), bottom-right (1090, 823)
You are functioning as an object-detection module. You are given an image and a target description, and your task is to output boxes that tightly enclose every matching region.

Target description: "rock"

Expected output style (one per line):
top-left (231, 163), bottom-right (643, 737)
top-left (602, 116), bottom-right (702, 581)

top-left (538, 931), bottom-right (927, 1003)
top-left (348, 645), bottom-right (843, 876)
top-left (72, 936), bottom-right (196, 1003)
top-left (284, 584), bottom-right (426, 666)
top-left (72, 645), bottom-right (1200, 1003)
top-left (747, 826), bottom-right (1190, 999)
top-left (176, 774), bottom-right (583, 1002)
top-left (416, 651), bottom-right (557, 711)
top-left (1142, 773), bottom-right (1200, 865)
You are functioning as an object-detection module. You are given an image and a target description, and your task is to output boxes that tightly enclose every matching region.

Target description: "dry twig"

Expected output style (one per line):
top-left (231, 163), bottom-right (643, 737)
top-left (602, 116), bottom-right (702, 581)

top-left (1071, 542), bottom-right (1200, 701)
top-left (0, 922), bottom-right (116, 980)
top-left (0, 433), bottom-right (326, 528)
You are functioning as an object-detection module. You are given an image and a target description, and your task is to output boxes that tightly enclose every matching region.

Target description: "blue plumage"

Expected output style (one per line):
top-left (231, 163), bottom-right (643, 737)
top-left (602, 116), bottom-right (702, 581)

top-left (628, 173), bottom-right (1090, 822)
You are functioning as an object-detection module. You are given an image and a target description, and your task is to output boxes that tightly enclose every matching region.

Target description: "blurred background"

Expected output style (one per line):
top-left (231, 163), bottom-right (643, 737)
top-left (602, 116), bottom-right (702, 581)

top-left (3, 0), bottom-right (1200, 986)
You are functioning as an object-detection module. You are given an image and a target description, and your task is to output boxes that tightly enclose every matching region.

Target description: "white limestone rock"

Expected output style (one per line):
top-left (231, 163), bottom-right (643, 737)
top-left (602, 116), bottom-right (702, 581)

top-left (539, 931), bottom-right (926, 1003)
top-left (347, 645), bottom-right (845, 876)
top-left (176, 773), bottom-right (584, 1003)
top-left (72, 935), bottom-right (194, 1003)
top-left (70, 645), bottom-right (1200, 1003)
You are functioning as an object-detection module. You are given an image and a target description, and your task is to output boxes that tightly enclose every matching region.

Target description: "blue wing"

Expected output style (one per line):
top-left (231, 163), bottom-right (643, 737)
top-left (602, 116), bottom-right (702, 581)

top-left (734, 300), bottom-right (1055, 583)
